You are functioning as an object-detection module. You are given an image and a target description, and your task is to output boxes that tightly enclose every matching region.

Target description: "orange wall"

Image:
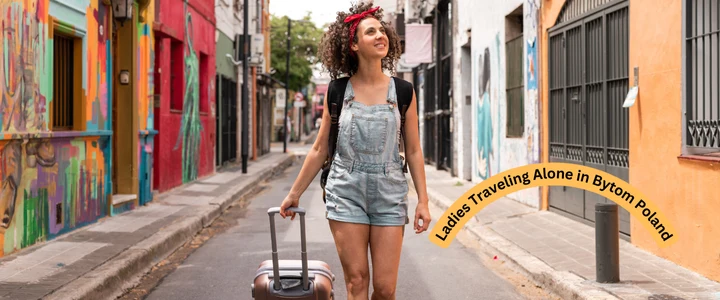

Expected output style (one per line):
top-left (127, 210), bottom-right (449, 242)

top-left (628, 0), bottom-right (720, 282)
top-left (540, 0), bottom-right (720, 283)
top-left (540, 0), bottom-right (567, 211)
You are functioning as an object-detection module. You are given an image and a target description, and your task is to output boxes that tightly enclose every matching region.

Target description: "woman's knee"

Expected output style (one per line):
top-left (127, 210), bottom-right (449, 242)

top-left (345, 269), bottom-right (370, 293)
top-left (372, 282), bottom-right (396, 299)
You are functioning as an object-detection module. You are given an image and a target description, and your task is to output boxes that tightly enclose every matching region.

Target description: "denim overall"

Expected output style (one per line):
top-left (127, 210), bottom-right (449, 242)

top-left (323, 78), bottom-right (409, 226)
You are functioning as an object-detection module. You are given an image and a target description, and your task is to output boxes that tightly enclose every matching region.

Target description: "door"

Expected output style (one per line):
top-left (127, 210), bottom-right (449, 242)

top-left (216, 75), bottom-right (237, 166)
top-left (548, 0), bottom-right (631, 237)
top-left (424, 0), bottom-right (453, 172)
top-left (216, 74), bottom-right (222, 166)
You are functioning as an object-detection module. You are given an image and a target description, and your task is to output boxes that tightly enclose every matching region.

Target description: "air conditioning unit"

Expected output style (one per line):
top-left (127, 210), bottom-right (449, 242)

top-left (251, 34), bottom-right (264, 57)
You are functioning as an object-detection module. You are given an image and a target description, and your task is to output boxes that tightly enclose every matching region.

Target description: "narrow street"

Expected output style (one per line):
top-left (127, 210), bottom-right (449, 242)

top-left (118, 146), bottom-right (557, 300)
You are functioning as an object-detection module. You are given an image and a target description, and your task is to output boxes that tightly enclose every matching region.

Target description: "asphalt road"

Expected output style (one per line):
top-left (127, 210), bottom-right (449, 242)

top-left (140, 153), bottom-right (534, 300)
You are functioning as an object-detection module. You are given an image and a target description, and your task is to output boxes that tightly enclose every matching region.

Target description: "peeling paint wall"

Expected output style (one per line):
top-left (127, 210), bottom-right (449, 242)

top-left (454, 0), bottom-right (541, 208)
top-left (0, 0), bottom-right (112, 255)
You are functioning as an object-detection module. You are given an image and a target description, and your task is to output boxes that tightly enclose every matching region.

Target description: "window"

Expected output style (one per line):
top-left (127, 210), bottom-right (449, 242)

top-left (684, 0), bottom-right (720, 153)
top-left (170, 39), bottom-right (183, 112)
top-left (53, 32), bottom-right (80, 131)
top-left (505, 6), bottom-right (524, 138)
top-left (199, 52), bottom-right (209, 113)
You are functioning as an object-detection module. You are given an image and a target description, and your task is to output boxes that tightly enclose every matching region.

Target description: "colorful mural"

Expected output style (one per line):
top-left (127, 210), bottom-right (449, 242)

top-left (470, 19), bottom-right (540, 207)
top-left (0, 137), bottom-right (109, 255)
top-left (137, 3), bottom-right (156, 207)
top-left (0, 0), bottom-right (49, 134)
top-left (0, 0), bottom-right (114, 255)
top-left (475, 47), bottom-right (493, 180)
top-left (174, 7), bottom-right (202, 184)
top-left (525, 0), bottom-right (540, 164)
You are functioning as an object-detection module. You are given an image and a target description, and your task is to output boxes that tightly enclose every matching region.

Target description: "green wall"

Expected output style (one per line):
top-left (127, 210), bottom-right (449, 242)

top-left (216, 32), bottom-right (237, 80)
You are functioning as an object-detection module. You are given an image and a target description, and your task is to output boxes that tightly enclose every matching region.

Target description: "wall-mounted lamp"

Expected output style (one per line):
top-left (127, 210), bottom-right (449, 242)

top-left (112, 0), bottom-right (133, 24)
top-left (226, 53), bottom-right (242, 66)
top-left (119, 70), bottom-right (130, 85)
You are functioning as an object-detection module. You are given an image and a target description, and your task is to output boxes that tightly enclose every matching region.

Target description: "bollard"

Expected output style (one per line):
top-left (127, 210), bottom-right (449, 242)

top-left (595, 203), bottom-right (620, 283)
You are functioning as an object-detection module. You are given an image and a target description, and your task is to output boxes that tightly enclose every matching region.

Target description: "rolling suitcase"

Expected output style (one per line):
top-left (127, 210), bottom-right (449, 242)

top-left (252, 206), bottom-right (335, 299)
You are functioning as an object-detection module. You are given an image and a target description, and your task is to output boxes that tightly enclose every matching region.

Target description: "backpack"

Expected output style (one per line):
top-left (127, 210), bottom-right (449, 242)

top-left (320, 76), bottom-right (415, 203)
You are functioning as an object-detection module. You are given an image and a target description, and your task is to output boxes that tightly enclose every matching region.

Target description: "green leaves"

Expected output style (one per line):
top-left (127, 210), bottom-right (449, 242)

top-left (270, 13), bottom-right (324, 92)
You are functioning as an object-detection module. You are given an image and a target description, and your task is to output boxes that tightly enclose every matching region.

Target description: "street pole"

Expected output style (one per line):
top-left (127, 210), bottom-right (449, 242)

top-left (241, 0), bottom-right (249, 173)
top-left (283, 17), bottom-right (291, 153)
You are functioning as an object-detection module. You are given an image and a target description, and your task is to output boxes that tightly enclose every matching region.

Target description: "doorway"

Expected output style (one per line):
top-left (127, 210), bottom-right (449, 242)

top-left (547, 0), bottom-right (631, 237)
top-left (461, 44), bottom-right (472, 181)
top-left (216, 75), bottom-right (238, 167)
top-left (111, 17), bottom-right (139, 207)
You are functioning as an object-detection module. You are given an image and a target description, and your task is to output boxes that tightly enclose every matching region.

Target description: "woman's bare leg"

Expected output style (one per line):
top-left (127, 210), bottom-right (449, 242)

top-left (329, 220), bottom-right (371, 300)
top-left (369, 225), bottom-right (404, 300)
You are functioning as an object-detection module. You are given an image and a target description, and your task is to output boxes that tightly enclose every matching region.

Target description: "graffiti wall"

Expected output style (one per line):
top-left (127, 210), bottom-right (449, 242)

top-left (0, 0), bottom-right (112, 255)
top-left (468, 0), bottom-right (541, 207)
top-left (137, 1), bottom-right (156, 208)
top-left (175, 7), bottom-right (201, 183)
top-left (153, 0), bottom-right (215, 192)
top-left (0, 138), bottom-right (108, 254)
top-left (1, 0), bottom-right (49, 134)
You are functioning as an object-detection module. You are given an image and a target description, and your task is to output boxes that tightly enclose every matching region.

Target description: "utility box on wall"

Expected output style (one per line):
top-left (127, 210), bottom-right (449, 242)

top-left (251, 34), bottom-right (264, 57)
top-left (250, 34), bottom-right (265, 73)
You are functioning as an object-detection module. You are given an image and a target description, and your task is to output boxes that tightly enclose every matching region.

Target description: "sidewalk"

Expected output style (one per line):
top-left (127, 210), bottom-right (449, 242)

top-left (0, 150), bottom-right (297, 300)
top-left (410, 165), bottom-right (720, 300)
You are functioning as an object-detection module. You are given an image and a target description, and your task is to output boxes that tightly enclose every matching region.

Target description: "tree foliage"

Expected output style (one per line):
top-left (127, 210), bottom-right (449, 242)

top-left (270, 13), bottom-right (324, 92)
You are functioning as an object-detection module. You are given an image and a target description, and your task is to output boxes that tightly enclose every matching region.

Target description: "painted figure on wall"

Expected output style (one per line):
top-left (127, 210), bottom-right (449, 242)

top-left (0, 0), bottom-right (48, 134)
top-left (174, 9), bottom-right (202, 184)
top-left (1, 140), bottom-right (55, 230)
top-left (476, 48), bottom-right (493, 180)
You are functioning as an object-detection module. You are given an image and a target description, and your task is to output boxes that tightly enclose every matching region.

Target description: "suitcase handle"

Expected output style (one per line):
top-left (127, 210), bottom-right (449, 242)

top-left (267, 207), bottom-right (309, 292)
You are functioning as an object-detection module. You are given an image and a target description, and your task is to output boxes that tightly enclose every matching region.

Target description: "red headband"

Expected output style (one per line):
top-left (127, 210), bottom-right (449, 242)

top-left (344, 6), bottom-right (381, 57)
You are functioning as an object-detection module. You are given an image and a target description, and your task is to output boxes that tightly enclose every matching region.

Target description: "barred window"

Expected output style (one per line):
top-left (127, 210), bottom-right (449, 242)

top-left (684, 0), bottom-right (720, 152)
top-left (506, 6), bottom-right (524, 138)
top-left (53, 33), bottom-right (78, 131)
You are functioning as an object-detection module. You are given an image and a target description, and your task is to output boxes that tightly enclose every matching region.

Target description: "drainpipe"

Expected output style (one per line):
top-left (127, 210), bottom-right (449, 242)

top-left (241, 0), bottom-right (249, 173)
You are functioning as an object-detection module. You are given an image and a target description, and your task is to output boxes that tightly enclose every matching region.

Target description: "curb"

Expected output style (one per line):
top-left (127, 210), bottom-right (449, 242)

top-left (44, 154), bottom-right (297, 300)
top-left (407, 177), bottom-right (619, 300)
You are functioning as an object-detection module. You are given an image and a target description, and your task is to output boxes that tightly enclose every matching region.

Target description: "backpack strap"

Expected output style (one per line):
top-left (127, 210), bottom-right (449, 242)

top-left (393, 77), bottom-right (414, 173)
top-left (320, 76), bottom-right (349, 200)
top-left (327, 77), bottom-right (349, 165)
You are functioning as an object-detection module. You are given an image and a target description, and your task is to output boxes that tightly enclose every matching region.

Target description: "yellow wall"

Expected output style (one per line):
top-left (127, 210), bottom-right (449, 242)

top-left (541, 0), bottom-right (720, 283)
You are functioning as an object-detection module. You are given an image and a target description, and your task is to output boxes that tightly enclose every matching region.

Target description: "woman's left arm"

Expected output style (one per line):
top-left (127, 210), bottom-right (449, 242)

top-left (402, 90), bottom-right (432, 234)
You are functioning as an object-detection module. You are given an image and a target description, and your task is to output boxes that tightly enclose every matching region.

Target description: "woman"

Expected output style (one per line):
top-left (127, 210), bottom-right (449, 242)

top-left (279, 2), bottom-right (431, 299)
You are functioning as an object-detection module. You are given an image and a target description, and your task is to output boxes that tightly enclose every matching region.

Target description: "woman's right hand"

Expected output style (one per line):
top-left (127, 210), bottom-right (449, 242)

top-left (279, 193), bottom-right (300, 220)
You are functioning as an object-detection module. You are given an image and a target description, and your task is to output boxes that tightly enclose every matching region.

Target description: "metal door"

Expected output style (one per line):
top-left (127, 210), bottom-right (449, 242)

top-left (548, 0), bottom-right (631, 237)
top-left (216, 75), bottom-right (237, 166)
top-left (423, 0), bottom-right (453, 172)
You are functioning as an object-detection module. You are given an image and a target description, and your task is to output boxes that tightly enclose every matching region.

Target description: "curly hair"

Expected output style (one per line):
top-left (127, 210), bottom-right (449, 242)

top-left (318, 1), bottom-right (402, 80)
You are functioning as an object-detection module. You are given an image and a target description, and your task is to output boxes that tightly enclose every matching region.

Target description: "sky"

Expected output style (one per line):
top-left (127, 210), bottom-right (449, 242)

top-left (269, 0), bottom-right (398, 28)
